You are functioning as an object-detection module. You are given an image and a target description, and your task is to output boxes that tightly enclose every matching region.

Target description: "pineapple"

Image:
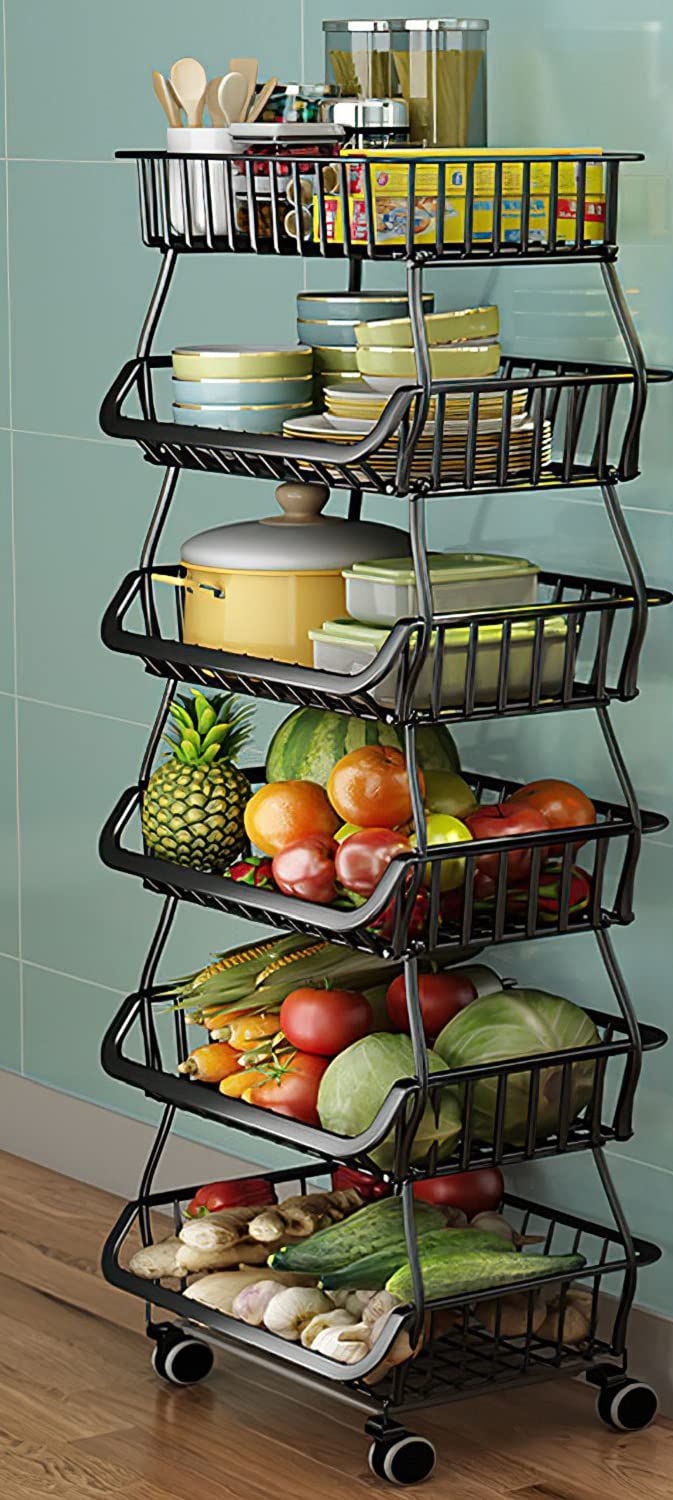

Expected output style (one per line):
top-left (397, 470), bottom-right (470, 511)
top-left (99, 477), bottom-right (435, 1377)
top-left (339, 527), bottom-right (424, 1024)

top-left (142, 690), bottom-right (254, 872)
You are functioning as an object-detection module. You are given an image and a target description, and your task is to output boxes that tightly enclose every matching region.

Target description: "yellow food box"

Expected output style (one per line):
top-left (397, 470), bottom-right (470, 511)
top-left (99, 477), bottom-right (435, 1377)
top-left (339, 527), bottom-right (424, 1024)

top-left (341, 147), bottom-right (605, 199)
top-left (314, 192), bottom-right (606, 249)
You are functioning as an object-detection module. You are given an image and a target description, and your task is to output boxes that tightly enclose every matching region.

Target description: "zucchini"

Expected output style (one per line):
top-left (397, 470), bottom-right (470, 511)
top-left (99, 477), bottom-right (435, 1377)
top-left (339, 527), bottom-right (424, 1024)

top-left (268, 1196), bottom-right (445, 1274)
top-left (387, 1247), bottom-right (586, 1303)
top-left (320, 1226), bottom-right (514, 1292)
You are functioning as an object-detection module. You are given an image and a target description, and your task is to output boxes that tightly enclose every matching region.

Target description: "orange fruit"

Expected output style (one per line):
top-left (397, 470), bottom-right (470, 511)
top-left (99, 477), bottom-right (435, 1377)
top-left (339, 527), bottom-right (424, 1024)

top-left (327, 746), bottom-right (424, 829)
top-left (244, 780), bottom-right (339, 857)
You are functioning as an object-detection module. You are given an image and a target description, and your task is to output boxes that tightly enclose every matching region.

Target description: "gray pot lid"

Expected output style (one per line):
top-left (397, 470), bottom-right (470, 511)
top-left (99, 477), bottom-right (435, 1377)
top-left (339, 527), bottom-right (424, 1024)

top-left (181, 481), bottom-right (410, 572)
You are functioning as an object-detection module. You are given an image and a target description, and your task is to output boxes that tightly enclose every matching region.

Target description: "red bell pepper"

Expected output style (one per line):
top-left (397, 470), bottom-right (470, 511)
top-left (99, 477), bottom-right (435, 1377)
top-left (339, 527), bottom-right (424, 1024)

top-left (186, 1177), bottom-right (276, 1217)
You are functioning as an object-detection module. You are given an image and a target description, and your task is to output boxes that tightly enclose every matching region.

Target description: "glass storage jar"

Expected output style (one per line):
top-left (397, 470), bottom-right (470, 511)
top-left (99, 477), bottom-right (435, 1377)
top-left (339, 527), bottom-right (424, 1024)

top-left (323, 18), bottom-right (488, 147)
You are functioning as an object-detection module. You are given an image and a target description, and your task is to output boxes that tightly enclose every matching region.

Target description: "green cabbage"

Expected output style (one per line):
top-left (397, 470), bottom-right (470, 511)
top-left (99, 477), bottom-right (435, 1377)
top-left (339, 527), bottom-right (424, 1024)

top-left (434, 988), bottom-right (599, 1147)
top-left (317, 1032), bottom-right (461, 1170)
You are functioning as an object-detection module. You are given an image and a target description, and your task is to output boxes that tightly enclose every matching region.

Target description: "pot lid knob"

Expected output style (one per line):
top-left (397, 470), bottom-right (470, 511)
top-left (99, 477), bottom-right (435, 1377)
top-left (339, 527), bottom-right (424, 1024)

top-left (262, 480), bottom-right (332, 527)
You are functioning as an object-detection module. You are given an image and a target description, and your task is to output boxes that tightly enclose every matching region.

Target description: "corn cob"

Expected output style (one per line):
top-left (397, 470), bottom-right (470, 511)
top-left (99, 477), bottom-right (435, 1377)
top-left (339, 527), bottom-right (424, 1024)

top-left (167, 938), bottom-right (401, 1024)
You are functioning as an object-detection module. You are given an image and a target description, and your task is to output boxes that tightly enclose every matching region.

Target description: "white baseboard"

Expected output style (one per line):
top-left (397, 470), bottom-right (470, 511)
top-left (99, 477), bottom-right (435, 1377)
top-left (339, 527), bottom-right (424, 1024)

top-left (1, 1071), bottom-right (671, 1415)
top-left (0, 1070), bottom-right (260, 1197)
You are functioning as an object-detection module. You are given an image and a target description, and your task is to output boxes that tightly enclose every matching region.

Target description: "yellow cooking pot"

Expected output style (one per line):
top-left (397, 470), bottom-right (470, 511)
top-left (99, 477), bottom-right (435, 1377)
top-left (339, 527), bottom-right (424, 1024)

top-left (163, 482), bottom-right (409, 667)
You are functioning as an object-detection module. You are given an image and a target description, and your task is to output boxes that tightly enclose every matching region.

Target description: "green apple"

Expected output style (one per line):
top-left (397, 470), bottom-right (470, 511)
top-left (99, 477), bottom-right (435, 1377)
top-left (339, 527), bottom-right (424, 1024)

top-left (411, 812), bottom-right (473, 892)
top-left (424, 769), bottom-right (478, 820)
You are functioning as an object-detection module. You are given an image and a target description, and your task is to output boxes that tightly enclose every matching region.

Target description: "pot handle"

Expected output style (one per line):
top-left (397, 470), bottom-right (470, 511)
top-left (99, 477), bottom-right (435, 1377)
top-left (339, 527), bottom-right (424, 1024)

top-left (151, 572), bottom-right (225, 599)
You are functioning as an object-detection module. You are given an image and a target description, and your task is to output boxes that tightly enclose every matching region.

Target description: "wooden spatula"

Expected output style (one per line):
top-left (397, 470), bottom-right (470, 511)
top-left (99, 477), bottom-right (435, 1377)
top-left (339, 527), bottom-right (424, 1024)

top-left (229, 57), bottom-right (258, 120)
top-left (205, 77), bottom-right (226, 126)
top-left (152, 70), bottom-right (183, 127)
top-left (246, 76), bottom-right (278, 124)
top-left (170, 56), bottom-right (207, 126)
top-left (217, 71), bottom-right (249, 126)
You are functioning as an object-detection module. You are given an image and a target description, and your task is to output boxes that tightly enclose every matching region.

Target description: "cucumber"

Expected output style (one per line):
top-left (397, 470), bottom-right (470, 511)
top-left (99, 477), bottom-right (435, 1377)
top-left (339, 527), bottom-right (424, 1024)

top-left (387, 1247), bottom-right (586, 1303)
top-left (320, 1226), bottom-right (514, 1292)
top-left (268, 1196), bottom-right (445, 1274)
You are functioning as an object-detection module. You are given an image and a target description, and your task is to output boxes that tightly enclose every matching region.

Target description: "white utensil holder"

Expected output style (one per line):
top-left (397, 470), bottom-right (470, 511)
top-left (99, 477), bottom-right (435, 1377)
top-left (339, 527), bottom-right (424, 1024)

top-left (167, 127), bottom-right (233, 239)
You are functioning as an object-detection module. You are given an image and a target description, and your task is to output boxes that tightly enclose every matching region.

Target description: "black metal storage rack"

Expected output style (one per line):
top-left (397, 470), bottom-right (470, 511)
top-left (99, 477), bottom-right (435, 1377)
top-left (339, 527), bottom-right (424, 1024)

top-left (99, 147), bottom-right (670, 1485)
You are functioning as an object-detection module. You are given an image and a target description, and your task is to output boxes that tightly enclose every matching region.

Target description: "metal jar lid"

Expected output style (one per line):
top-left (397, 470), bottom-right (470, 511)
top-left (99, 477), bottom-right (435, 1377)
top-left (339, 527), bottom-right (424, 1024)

top-left (323, 18), bottom-right (489, 32)
top-left (321, 97), bottom-right (409, 129)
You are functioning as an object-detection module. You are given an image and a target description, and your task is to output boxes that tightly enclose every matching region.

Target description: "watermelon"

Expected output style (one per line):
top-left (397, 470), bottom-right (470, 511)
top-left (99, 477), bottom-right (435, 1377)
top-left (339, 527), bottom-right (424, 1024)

top-left (265, 708), bottom-right (460, 787)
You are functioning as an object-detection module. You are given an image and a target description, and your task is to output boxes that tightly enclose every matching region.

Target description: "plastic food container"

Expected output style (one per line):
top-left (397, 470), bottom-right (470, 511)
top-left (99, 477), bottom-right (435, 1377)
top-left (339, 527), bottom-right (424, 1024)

top-left (171, 482), bottom-right (410, 667)
top-left (309, 616), bottom-right (570, 709)
top-left (322, 18), bottom-right (488, 147)
top-left (344, 553), bottom-right (539, 627)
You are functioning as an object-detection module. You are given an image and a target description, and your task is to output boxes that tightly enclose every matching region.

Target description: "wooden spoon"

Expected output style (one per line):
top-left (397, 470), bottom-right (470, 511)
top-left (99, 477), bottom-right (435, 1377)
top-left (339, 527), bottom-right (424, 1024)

top-left (217, 71), bottom-right (249, 126)
top-left (229, 57), bottom-right (258, 120)
top-left (152, 70), bottom-right (183, 127)
top-left (246, 76), bottom-right (278, 124)
top-left (205, 76), bottom-right (227, 126)
top-left (170, 56), bottom-right (207, 127)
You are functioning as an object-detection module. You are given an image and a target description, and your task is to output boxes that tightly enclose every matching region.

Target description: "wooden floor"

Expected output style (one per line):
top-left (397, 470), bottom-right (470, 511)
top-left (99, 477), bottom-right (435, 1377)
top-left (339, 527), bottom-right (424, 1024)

top-left (0, 1151), bottom-right (671, 1499)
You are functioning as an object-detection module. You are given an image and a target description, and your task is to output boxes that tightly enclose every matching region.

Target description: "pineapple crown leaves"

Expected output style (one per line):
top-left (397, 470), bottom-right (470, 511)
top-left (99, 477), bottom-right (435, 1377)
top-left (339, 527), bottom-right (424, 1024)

top-left (162, 689), bottom-right (255, 768)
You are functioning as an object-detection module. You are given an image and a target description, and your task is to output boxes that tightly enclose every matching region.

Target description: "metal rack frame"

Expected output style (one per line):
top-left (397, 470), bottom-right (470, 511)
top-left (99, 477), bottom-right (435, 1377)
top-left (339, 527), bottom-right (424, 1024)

top-left (98, 142), bottom-right (669, 1462)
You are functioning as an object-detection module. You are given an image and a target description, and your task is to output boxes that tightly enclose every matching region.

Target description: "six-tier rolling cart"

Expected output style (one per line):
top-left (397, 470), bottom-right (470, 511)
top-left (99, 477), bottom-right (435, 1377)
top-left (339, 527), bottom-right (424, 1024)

top-left (99, 143), bottom-right (670, 1486)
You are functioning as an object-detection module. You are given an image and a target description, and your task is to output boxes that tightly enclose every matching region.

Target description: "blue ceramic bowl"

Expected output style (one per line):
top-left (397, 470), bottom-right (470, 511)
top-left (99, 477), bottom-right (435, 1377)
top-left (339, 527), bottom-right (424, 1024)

top-left (173, 400), bottom-right (313, 433)
top-left (297, 291), bottom-right (434, 323)
top-left (172, 373), bottom-right (314, 405)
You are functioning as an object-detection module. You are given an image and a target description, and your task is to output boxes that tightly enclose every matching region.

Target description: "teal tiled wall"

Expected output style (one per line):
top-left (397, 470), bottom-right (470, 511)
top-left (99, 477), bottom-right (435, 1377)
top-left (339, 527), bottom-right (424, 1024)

top-left (1, 1), bottom-right (672, 1308)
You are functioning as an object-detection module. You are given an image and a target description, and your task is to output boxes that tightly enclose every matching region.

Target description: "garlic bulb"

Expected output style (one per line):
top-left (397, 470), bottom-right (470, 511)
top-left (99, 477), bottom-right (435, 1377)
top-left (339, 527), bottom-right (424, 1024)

top-left (263, 1286), bottom-right (331, 1341)
top-left (311, 1324), bottom-right (369, 1364)
top-left (301, 1308), bottom-right (354, 1349)
top-left (325, 1289), bottom-right (374, 1317)
top-left (232, 1279), bottom-right (286, 1326)
top-left (361, 1289), bottom-right (400, 1326)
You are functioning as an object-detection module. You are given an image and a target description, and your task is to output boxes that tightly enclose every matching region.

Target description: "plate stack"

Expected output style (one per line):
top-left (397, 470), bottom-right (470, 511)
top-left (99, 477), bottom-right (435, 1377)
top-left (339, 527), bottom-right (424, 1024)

top-left (296, 289), bottom-right (434, 404)
top-left (284, 303), bottom-right (552, 484)
top-left (171, 344), bottom-right (314, 432)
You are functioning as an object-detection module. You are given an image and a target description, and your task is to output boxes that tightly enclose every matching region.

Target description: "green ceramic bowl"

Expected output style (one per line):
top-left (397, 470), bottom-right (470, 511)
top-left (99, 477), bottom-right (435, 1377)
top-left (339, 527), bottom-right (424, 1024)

top-left (172, 344), bottom-right (313, 380)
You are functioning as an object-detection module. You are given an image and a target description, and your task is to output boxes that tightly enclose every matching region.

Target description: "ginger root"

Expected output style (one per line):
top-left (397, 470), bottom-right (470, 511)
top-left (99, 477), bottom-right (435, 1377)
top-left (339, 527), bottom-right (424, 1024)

top-left (248, 1188), bottom-right (363, 1242)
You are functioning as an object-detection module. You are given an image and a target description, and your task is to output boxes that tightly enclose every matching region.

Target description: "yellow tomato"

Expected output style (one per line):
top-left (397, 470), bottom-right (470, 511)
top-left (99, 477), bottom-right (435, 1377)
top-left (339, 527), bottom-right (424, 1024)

top-left (411, 813), bottom-right (473, 892)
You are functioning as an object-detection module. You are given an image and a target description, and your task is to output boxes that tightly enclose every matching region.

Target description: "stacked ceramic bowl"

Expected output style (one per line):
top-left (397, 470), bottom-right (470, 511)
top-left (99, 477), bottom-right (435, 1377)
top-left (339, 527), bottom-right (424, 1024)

top-left (296, 290), bottom-right (434, 404)
top-left (354, 305), bottom-right (501, 390)
top-left (172, 345), bottom-right (314, 432)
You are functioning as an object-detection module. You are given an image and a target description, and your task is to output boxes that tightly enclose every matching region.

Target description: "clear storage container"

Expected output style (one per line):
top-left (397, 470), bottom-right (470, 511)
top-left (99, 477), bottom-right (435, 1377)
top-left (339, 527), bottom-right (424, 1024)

top-left (323, 18), bottom-right (488, 147)
top-left (309, 615), bottom-right (570, 710)
top-left (343, 552), bottom-right (539, 627)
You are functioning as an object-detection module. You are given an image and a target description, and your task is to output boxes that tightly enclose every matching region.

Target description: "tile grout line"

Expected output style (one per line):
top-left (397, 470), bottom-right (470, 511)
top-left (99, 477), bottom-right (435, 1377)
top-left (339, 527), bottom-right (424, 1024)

top-left (299, 0), bottom-right (308, 294)
top-left (2, 0), bottom-right (24, 1072)
top-left (0, 950), bottom-right (126, 997)
top-left (0, 689), bottom-right (152, 730)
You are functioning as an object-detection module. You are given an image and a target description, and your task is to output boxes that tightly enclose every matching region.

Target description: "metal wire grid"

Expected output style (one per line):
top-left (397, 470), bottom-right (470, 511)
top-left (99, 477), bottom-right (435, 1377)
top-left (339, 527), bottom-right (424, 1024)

top-left (100, 353), bottom-right (672, 494)
top-left (102, 564), bottom-right (672, 725)
top-left (119, 149), bottom-right (636, 265)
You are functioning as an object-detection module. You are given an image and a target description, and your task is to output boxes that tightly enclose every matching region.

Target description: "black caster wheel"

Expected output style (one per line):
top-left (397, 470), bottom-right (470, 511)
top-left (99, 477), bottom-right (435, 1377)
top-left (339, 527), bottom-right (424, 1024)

top-left (595, 1378), bottom-right (658, 1432)
top-left (368, 1432), bottom-right (436, 1486)
top-left (150, 1324), bottom-right (214, 1386)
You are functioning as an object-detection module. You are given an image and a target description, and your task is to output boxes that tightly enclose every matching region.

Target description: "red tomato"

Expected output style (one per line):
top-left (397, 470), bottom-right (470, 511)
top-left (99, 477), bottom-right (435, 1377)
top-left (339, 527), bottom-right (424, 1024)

top-left (413, 1167), bottom-right (504, 1218)
top-left (509, 779), bottom-right (596, 849)
top-left (279, 987), bottom-right (373, 1057)
top-left (331, 1166), bottom-right (390, 1200)
top-left (246, 1052), bottom-right (328, 1126)
top-left (386, 969), bottom-right (477, 1041)
top-left (465, 802), bottom-right (551, 899)
top-left (335, 827), bottom-right (412, 897)
top-left (327, 746), bottom-right (425, 829)
top-left (271, 836), bottom-right (337, 904)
